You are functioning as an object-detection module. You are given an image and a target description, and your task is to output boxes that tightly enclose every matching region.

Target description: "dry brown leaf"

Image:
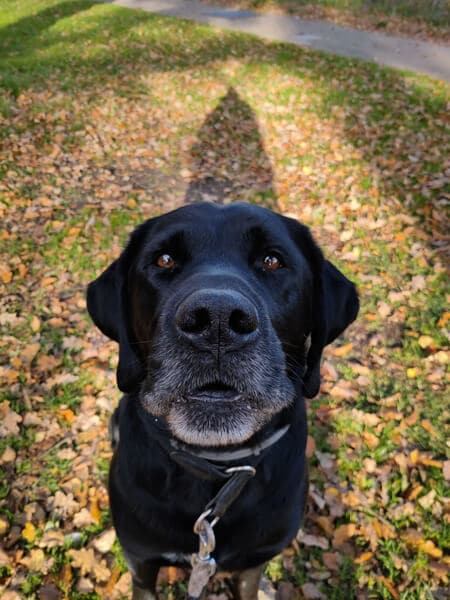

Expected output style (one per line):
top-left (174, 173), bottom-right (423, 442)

top-left (443, 461), bottom-right (450, 481)
top-left (332, 342), bottom-right (353, 357)
top-left (20, 342), bottom-right (40, 365)
top-left (372, 519), bottom-right (395, 540)
top-left (30, 316), bottom-right (41, 332)
top-left (301, 583), bottom-right (326, 599)
top-left (332, 523), bottom-right (357, 547)
top-left (354, 552), bottom-right (373, 564)
top-left (377, 301), bottom-right (392, 317)
top-left (0, 548), bottom-right (11, 566)
top-left (297, 531), bottom-right (329, 550)
top-left (362, 430), bottom-right (379, 449)
top-left (39, 529), bottom-right (65, 549)
top-left (0, 401), bottom-right (22, 437)
top-left (418, 489), bottom-right (437, 510)
top-left (378, 576), bottom-right (399, 599)
top-left (0, 266), bottom-right (13, 284)
top-left (68, 548), bottom-right (111, 582)
top-left (0, 446), bottom-right (16, 464)
top-left (322, 552), bottom-right (339, 571)
top-left (19, 548), bottom-right (46, 572)
top-left (92, 528), bottom-right (116, 554)
top-left (50, 491), bottom-right (79, 518)
top-left (73, 508), bottom-right (97, 528)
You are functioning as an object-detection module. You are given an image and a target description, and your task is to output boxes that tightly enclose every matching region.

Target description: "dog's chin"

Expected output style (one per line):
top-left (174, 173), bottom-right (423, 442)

top-left (143, 389), bottom-right (272, 447)
top-left (166, 399), bottom-right (266, 447)
top-left (141, 381), bottom-right (294, 447)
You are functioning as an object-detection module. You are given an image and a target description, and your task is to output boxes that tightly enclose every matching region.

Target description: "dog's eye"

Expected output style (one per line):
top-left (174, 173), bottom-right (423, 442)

top-left (262, 254), bottom-right (283, 271)
top-left (156, 254), bottom-right (176, 269)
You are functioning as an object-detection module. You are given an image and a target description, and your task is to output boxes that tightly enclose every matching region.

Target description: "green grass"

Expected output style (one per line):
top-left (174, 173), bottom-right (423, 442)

top-left (0, 1), bottom-right (449, 598)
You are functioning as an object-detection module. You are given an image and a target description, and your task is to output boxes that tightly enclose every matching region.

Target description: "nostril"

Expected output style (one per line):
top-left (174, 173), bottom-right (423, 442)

top-left (178, 307), bottom-right (211, 334)
top-left (229, 308), bottom-right (258, 336)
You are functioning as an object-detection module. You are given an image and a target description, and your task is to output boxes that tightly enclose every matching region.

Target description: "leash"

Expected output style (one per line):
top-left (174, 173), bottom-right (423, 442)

top-left (167, 429), bottom-right (291, 600)
top-left (112, 398), bottom-right (293, 599)
top-left (187, 465), bottom-right (256, 599)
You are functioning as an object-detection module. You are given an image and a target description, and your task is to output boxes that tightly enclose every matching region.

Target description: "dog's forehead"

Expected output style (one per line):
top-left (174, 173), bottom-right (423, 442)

top-left (148, 202), bottom-right (288, 244)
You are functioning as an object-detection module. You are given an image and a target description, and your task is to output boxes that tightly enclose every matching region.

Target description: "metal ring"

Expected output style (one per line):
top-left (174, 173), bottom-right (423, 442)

top-left (225, 465), bottom-right (256, 475)
top-left (193, 508), bottom-right (212, 534)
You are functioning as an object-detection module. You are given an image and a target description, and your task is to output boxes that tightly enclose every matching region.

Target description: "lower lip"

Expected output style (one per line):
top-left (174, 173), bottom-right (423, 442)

top-left (186, 390), bottom-right (242, 402)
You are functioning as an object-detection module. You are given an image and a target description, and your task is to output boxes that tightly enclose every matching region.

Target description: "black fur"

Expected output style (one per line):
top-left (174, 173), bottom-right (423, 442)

top-left (87, 202), bottom-right (358, 593)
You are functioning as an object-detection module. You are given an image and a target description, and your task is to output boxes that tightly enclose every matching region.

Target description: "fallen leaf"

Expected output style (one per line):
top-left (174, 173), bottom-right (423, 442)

top-left (19, 548), bottom-right (46, 571)
top-left (332, 523), bottom-right (357, 547)
top-left (443, 461), bottom-right (450, 481)
top-left (0, 401), bottom-right (22, 437)
top-left (297, 531), bottom-right (329, 550)
top-left (354, 552), bottom-right (373, 564)
top-left (92, 528), bottom-right (116, 554)
top-left (332, 342), bottom-right (353, 357)
top-left (39, 529), bottom-right (65, 549)
top-left (68, 548), bottom-right (111, 582)
top-left (22, 522), bottom-right (37, 544)
top-left (0, 446), bottom-right (16, 464)
top-left (301, 583), bottom-right (326, 599)
top-left (0, 266), bottom-right (13, 283)
top-left (30, 316), bottom-right (41, 332)
top-left (20, 342), bottom-right (40, 365)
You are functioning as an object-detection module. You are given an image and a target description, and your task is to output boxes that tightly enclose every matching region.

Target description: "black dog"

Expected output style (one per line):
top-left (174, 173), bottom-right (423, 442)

top-left (87, 202), bottom-right (358, 600)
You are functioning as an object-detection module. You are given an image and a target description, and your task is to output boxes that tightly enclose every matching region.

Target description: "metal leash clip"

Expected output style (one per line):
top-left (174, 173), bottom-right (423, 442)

top-left (188, 467), bottom-right (256, 599)
top-left (188, 509), bottom-right (218, 599)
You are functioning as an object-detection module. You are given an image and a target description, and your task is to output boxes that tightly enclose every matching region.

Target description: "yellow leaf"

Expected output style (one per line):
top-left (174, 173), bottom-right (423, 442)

top-left (22, 522), bottom-right (36, 544)
top-left (410, 449), bottom-right (420, 464)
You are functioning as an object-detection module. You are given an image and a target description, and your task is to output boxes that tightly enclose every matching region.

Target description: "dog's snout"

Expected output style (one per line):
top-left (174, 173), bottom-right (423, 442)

top-left (175, 289), bottom-right (259, 351)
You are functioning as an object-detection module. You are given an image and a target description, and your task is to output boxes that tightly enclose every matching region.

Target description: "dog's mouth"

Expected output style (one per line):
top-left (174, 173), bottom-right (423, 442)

top-left (186, 382), bottom-right (241, 402)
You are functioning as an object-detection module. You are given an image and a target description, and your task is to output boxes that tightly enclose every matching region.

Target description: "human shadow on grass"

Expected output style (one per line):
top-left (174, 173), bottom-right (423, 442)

top-left (185, 86), bottom-right (279, 210)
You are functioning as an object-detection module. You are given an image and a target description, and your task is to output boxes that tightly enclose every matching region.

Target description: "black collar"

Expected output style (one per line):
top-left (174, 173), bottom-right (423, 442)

top-left (132, 399), bottom-right (293, 480)
top-left (168, 423), bottom-right (290, 463)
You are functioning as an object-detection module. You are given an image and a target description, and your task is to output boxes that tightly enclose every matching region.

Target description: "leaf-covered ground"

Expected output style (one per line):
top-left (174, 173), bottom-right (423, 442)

top-left (197, 0), bottom-right (450, 43)
top-left (0, 1), bottom-right (449, 598)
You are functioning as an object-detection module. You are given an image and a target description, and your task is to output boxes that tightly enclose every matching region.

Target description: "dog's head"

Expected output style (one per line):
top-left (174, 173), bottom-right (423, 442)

top-left (87, 203), bottom-right (358, 446)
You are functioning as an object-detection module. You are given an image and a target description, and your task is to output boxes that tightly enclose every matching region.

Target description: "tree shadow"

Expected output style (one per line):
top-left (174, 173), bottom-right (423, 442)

top-left (185, 86), bottom-right (278, 209)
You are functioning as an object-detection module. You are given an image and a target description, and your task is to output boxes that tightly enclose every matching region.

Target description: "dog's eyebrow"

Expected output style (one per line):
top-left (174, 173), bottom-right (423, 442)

top-left (243, 225), bottom-right (278, 247)
top-left (146, 229), bottom-right (186, 252)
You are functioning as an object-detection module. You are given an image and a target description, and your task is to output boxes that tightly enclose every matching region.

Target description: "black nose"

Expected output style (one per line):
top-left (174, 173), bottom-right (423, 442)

top-left (175, 289), bottom-right (259, 351)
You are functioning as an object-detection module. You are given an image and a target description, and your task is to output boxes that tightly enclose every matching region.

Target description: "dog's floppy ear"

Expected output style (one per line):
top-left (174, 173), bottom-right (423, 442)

top-left (87, 226), bottom-right (148, 393)
top-left (285, 216), bottom-right (359, 398)
top-left (303, 259), bottom-right (359, 398)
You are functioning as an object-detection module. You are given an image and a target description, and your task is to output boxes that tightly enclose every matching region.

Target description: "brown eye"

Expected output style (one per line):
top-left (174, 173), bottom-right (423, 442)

top-left (262, 254), bottom-right (282, 271)
top-left (156, 254), bottom-right (176, 269)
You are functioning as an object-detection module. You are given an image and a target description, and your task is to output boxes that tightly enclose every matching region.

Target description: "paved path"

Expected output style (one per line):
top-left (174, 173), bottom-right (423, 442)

top-left (107, 0), bottom-right (450, 81)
